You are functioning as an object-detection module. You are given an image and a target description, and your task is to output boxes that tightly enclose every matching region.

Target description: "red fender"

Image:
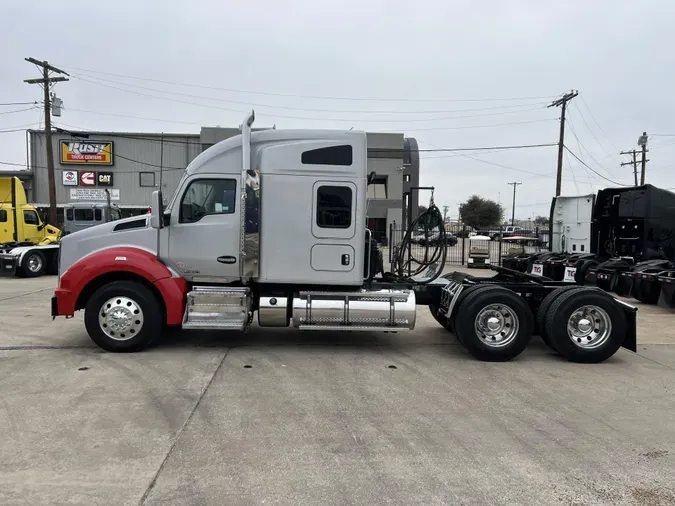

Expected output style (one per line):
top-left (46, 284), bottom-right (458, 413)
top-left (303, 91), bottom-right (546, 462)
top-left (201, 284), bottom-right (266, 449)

top-left (54, 247), bottom-right (187, 326)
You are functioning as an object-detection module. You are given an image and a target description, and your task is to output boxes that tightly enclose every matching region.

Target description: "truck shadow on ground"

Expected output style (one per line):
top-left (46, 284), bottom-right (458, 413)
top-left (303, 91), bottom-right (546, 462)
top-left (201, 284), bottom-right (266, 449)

top-left (151, 326), bottom-right (586, 363)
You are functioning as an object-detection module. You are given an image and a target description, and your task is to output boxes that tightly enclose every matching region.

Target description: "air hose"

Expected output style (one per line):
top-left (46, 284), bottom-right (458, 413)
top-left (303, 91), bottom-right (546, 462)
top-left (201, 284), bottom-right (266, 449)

top-left (387, 201), bottom-right (447, 284)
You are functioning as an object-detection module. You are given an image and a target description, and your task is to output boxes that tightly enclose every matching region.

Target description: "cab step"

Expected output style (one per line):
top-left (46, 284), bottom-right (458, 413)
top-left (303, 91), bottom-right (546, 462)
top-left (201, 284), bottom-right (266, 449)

top-left (182, 286), bottom-right (251, 330)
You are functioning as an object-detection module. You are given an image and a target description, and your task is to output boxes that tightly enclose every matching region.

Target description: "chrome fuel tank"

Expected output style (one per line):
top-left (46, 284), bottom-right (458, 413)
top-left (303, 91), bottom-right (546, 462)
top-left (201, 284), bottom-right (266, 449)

top-left (291, 289), bottom-right (416, 331)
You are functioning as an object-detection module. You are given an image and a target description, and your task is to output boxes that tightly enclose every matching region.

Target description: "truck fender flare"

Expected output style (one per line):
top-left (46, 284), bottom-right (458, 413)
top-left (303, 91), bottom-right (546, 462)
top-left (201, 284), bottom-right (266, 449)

top-left (56, 247), bottom-right (187, 326)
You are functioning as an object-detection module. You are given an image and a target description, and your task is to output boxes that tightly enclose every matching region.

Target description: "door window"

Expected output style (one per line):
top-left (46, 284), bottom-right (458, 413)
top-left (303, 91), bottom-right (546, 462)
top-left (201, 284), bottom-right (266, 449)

top-left (23, 210), bottom-right (39, 225)
top-left (316, 185), bottom-right (352, 229)
top-left (180, 179), bottom-right (237, 223)
top-left (0, 210), bottom-right (6, 222)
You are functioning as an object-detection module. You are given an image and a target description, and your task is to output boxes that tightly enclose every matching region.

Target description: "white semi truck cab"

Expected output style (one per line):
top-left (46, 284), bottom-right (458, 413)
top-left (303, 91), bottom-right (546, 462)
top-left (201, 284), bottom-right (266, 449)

top-left (52, 111), bottom-right (638, 363)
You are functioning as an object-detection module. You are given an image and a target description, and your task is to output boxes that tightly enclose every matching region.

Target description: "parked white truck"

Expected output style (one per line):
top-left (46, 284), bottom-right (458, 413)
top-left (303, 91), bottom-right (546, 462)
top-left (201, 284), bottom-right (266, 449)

top-left (51, 111), bottom-right (637, 363)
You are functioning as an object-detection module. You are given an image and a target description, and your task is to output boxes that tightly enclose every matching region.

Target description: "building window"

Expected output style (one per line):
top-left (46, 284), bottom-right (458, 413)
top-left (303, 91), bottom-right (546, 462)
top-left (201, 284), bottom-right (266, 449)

top-left (23, 210), bottom-right (39, 225)
top-left (180, 179), bottom-right (237, 223)
top-left (94, 209), bottom-right (102, 221)
top-left (0, 210), bottom-right (6, 222)
top-left (140, 172), bottom-right (156, 187)
top-left (302, 145), bottom-right (353, 166)
top-left (74, 209), bottom-right (94, 221)
top-left (367, 177), bottom-right (387, 199)
top-left (404, 174), bottom-right (410, 182)
top-left (316, 185), bottom-right (352, 228)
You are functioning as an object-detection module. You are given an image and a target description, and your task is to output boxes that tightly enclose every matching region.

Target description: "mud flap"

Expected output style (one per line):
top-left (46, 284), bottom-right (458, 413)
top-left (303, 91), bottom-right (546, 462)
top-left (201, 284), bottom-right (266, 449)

top-left (0, 254), bottom-right (18, 277)
top-left (615, 299), bottom-right (637, 352)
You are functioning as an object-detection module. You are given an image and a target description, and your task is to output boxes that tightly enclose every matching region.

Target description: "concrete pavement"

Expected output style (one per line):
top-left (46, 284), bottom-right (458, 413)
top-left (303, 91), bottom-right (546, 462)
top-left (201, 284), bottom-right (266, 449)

top-left (1, 276), bottom-right (675, 505)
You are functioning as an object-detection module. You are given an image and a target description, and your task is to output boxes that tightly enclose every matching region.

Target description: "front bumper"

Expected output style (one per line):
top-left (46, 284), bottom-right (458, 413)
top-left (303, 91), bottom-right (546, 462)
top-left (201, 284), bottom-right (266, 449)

top-left (51, 288), bottom-right (75, 318)
top-left (0, 254), bottom-right (18, 277)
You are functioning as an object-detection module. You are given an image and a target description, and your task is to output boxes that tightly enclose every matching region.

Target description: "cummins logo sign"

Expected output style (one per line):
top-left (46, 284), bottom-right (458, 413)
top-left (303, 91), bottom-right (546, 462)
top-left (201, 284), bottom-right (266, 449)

top-left (60, 141), bottom-right (114, 165)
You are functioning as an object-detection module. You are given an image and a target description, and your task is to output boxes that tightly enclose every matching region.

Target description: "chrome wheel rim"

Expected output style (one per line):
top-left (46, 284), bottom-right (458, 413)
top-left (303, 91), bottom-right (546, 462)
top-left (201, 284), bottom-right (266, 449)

top-left (474, 304), bottom-right (519, 347)
top-left (98, 296), bottom-right (144, 341)
top-left (567, 305), bottom-right (611, 349)
top-left (27, 254), bottom-right (43, 273)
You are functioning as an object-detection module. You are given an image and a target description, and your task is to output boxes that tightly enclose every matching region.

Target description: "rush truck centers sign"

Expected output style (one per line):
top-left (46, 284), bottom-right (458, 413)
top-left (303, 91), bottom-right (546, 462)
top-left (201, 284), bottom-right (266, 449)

top-left (60, 141), bottom-right (114, 165)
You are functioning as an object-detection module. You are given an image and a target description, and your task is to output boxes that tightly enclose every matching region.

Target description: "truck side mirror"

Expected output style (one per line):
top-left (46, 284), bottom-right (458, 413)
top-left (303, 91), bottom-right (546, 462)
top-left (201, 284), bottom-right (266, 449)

top-left (367, 171), bottom-right (377, 185)
top-left (150, 190), bottom-right (164, 229)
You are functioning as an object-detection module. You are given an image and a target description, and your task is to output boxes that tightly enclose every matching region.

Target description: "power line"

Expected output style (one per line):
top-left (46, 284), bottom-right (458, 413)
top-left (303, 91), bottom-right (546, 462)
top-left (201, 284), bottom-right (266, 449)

top-left (0, 106), bottom-right (39, 115)
top-left (72, 75), bottom-right (550, 123)
top-left (0, 101), bottom-right (38, 107)
top-left (61, 64), bottom-right (556, 103)
top-left (566, 110), bottom-right (614, 176)
top-left (563, 146), bottom-right (628, 186)
top-left (578, 95), bottom-right (620, 152)
top-left (572, 102), bottom-right (617, 161)
top-left (46, 125), bottom-right (557, 152)
top-left (70, 71), bottom-right (550, 115)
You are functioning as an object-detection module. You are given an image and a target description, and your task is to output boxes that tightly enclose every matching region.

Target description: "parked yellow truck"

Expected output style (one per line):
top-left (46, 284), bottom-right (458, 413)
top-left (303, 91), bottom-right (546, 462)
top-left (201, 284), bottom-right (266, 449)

top-left (0, 177), bottom-right (61, 276)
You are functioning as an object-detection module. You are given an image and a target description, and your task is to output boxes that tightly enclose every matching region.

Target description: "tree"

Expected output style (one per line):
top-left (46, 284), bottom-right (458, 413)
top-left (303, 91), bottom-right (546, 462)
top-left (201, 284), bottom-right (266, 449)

top-left (534, 215), bottom-right (549, 227)
top-left (418, 205), bottom-right (427, 215)
top-left (459, 195), bottom-right (504, 229)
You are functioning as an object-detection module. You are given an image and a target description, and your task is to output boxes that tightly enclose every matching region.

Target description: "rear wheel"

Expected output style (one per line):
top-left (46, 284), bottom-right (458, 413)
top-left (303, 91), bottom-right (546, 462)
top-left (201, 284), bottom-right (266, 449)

top-left (454, 286), bottom-right (534, 361)
top-left (20, 251), bottom-right (46, 277)
top-left (84, 281), bottom-right (164, 352)
top-left (545, 288), bottom-right (626, 363)
top-left (536, 286), bottom-right (583, 350)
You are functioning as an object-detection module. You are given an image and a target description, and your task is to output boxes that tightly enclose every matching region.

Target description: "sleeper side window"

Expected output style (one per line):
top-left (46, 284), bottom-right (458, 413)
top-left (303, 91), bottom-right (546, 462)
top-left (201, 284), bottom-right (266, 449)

top-left (180, 179), bottom-right (237, 223)
top-left (316, 185), bottom-right (352, 229)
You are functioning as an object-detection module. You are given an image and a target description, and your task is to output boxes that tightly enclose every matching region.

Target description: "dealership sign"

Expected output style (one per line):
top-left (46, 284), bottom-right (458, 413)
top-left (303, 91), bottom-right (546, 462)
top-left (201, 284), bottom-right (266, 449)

top-left (97, 172), bottom-right (114, 186)
top-left (62, 170), bottom-right (78, 186)
top-left (80, 171), bottom-right (96, 186)
top-left (60, 141), bottom-right (114, 165)
top-left (69, 188), bottom-right (120, 201)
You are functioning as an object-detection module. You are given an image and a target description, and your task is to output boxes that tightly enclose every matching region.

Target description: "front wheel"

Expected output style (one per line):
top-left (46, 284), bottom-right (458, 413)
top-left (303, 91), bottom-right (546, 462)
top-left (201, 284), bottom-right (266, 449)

top-left (84, 281), bottom-right (164, 352)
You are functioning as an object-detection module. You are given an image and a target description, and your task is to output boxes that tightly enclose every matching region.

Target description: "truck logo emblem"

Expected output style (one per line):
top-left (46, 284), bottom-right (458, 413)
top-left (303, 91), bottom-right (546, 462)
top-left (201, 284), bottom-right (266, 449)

top-left (80, 171), bottom-right (96, 186)
top-left (62, 170), bottom-right (78, 186)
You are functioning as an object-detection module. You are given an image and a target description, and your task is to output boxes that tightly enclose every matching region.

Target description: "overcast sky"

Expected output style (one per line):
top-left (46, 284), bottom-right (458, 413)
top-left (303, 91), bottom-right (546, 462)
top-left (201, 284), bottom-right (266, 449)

top-left (2, 0), bottom-right (674, 219)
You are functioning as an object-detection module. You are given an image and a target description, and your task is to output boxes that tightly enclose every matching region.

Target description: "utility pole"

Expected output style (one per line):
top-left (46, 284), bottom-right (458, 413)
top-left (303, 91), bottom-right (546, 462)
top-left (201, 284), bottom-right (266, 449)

top-left (548, 90), bottom-right (578, 197)
top-left (620, 150), bottom-right (639, 186)
top-left (638, 132), bottom-right (649, 185)
top-left (507, 182), bottom-right (521, 226)
top-left (442, 205), bottom-right (449, 224)
top-left (24, 58), bottom-right (69, 226)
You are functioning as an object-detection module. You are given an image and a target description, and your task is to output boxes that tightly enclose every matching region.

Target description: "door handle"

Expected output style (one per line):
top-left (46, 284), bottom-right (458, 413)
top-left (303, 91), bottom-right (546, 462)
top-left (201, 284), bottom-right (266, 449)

top-left (217, 256), bottom-right (236, 264)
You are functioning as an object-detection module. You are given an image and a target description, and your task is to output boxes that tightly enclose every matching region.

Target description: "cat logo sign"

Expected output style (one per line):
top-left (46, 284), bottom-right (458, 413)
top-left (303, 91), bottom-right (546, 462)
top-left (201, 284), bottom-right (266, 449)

top-left (60, 141), bottom-right (114, 165)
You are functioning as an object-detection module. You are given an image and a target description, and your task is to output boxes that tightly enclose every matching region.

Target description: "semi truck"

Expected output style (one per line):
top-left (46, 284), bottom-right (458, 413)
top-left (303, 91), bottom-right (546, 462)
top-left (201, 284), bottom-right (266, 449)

top-left (0, 177), bottom-right (120, 277)
top-left (51, 111), bottom-right (637, 363)
top-left (0, 176), bottom-right (61, 277)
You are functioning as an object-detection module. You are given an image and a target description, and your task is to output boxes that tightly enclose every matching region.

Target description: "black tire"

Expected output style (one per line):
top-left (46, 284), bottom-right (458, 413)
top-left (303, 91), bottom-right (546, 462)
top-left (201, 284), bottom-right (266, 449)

top-left (454, 286), bottom-right (534, 361)
top-left (575, 259), bottom-right (598, 285)
top-left (84, 281), bottom-right (164, 352)
top-left (429, 304), bottom-right (450, 329)
top-left (545, 288), bottom-right (627, 363)
top-left (535, 286), bottom-right (583, 350)
top-left (447, 284), bottom-right (496, 339)
top-left (20, 250), bottom-right (46, 277)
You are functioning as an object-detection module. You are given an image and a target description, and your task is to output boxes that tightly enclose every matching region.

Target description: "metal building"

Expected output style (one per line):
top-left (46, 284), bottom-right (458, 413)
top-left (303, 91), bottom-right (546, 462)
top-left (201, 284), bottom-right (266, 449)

top-left (25, 126), bottom-right (420, 240)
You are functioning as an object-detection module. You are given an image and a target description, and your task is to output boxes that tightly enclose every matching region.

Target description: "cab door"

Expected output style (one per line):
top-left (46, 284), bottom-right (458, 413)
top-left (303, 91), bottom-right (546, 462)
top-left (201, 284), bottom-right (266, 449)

top-left (21, 208), bottom-right (42, 243)
top-left (167, 176), bottom-right (241, 282)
